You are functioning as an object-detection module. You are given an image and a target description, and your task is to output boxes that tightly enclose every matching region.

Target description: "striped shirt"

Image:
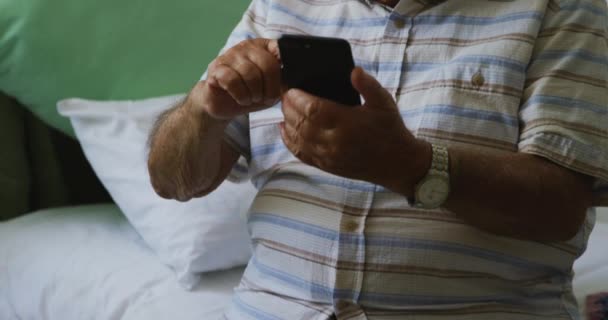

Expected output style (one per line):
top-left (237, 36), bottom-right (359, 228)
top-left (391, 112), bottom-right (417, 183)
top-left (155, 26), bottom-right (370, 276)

top-left (205, 0), bottom-right (608, 319)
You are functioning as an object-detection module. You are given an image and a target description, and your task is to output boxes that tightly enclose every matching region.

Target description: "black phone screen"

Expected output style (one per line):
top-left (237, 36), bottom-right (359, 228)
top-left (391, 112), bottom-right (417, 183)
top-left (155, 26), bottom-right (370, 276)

top-left (278, 35), bottom-right (361, 106)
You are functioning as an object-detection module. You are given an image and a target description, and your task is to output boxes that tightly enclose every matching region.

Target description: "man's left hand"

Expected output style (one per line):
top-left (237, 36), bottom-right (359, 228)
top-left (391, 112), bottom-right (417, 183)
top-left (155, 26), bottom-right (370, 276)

top-left (279, 67), bottom-right (431, 195)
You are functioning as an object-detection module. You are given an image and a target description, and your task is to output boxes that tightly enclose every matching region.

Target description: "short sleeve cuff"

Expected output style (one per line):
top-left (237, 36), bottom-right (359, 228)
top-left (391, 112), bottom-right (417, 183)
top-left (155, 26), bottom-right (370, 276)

top-left (223, 115), bottom-right (251, 183)
top-left (518, 132), bottom-right (608, 207)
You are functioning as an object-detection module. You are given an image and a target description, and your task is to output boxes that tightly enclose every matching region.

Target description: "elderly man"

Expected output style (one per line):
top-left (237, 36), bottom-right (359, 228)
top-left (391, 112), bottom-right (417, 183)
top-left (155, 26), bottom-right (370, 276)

top-left (148, 0), bottom-right (608, 319)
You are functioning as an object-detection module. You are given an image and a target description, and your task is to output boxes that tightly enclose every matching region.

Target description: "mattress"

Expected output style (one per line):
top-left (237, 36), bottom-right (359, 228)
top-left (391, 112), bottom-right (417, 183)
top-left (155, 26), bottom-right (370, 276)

top-left (0, 204), bottom-right (244, 320)
top-left (1, 205), bottom-right (606, 320)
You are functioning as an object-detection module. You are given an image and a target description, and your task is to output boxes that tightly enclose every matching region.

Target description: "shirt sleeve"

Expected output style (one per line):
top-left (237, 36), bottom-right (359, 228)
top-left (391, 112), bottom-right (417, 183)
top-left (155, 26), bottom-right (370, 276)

top-left (518, 0), bottom-right (608, 206)
top-left (199, 0), bottom-right (270, 183)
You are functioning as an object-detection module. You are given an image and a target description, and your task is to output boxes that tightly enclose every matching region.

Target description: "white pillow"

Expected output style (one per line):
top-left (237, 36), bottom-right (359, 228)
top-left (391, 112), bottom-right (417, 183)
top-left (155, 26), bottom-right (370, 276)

top-left (57, 95), bottom-right (256, 289)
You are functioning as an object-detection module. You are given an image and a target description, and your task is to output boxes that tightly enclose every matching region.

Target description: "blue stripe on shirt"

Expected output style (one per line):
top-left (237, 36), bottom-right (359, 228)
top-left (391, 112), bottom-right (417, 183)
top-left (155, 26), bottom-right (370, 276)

top-left (250, 256), bottom-right (564, 306)
top-left (249, 213), bottom-right (567, 275)
top-left (535, 50), bottom-right (608, 66)
top-left (522, 95), bottom-right (608, 115)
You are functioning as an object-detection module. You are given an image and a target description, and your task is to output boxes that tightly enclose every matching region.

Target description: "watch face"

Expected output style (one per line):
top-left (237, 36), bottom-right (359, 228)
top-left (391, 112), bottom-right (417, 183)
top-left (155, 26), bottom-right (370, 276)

top-left (417, 176), bottom-right (450, 208)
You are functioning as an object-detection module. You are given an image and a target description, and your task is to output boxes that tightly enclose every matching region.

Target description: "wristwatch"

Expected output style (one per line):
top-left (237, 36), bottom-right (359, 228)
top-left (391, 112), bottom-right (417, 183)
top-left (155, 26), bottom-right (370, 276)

top-left (414, 144), bottom-right (450, 209)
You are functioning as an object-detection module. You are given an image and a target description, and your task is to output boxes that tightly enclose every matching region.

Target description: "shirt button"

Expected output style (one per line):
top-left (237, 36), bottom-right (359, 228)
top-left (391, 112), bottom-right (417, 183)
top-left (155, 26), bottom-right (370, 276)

top-left (472, 71), bottom-right (485, 87)
top-left (343, 221), bottom-right (359, 233)
top-left (394, 19), bottom-right (406, 29)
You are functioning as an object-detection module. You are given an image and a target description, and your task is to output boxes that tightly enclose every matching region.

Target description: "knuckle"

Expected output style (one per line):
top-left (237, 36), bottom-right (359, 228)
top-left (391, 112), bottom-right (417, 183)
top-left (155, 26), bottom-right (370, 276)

top-left (213, 55), bottom-right (230, 70)
top-left (236, 40), bottom-right (250, 49)
top-left (213, 66), bottom-right (229, 81)
top-left (221, 72), bottom-right (241, 89)
top-left (229, 42), bottom-right (248, 56)
top-left (207, 61), bottom-right (217, 73)
top-left (195, 79), bottom-right (207, 92)
top-left (209, 55), bottom-right (226, 68)
top-left (294, 116), bottom-right (306, 134)
top-left (237, 62), bottom-right (260, 82)
top-left (291, 126), bottom-right (300, 144)
top-left (304, 100), bottom-right (322, 121)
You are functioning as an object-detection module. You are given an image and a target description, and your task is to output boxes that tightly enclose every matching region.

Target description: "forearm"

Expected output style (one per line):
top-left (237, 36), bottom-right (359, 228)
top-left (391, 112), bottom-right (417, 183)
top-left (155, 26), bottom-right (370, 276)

top-left (147, 88), bottom-right (231, 201)
top-left (387, 143), bottom-right (593, 241)
top-left (442, 146), bottom-right (591, 241)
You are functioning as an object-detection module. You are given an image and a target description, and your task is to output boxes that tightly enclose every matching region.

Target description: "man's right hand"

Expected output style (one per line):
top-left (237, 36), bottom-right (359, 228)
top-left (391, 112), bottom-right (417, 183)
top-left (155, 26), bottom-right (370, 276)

top-left (192, 38), bottom-right (282, 120)
top-left (148, 38), bottom-right (280, 201)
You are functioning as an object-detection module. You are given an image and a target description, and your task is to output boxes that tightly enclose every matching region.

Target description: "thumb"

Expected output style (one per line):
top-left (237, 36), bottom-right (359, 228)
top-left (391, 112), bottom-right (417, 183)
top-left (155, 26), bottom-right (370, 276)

top-left (267, 40), bottom-right (280, 60)
top-left (351, 67), bottom-right (395, 110)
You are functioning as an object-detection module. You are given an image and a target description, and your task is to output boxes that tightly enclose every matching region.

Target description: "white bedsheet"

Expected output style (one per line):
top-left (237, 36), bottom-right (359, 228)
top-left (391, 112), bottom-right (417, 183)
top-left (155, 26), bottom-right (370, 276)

top-left (0, 204), bottom-right (244, 320)
top-left (573, 208), bottom-right (608, 315)
top-left (1, 205), bottom-right (606, 320)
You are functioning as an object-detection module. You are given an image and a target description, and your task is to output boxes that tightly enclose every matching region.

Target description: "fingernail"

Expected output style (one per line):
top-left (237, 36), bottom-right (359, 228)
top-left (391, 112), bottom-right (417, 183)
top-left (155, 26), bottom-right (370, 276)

top-left (286, 89), bottom-right (298, 99)
top-left (269, 41), bottom-right (280, 56)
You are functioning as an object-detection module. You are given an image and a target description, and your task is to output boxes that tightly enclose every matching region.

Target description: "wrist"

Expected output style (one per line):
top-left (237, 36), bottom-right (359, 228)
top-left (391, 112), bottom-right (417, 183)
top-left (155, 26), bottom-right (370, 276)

top-left (184, 84), bottom-right (231, 132)
top-left (384, 138), bottom-right (433, 197)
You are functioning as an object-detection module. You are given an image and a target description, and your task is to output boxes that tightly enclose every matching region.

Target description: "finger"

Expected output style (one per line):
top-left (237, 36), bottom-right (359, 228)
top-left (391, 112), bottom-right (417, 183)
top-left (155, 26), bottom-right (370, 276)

top-left (212, 64), bottom-right (252, 106)
top-left (200, 81), bottom-right (240, 117)
top-left (281, 119), bottom-right (316, 159)
top-left (232, 55), bottom-right (264, 104)
top-left (281, 119), bottom-right (301, 151)
top-left (283, 89), bottom-right (340, 128)
top-left (279, 121), bottom-right (296, 156)
top-left (268, 40), bottom-right (280, 59)
top-left (152, 185), bottom-right (172, 200)
top-left (245, 50), bottom-right (281, 105)
top-left (174, 185), bottom-right (193, 202)
top-left (250, 38), bottom-right (281, 60)
top-left (206, 74), bottom-right (219, 88)
top-left (351, 67), bottom-right (395, 110)
top-left (264, 40), bottom-right (282, 102)
top-left (280, 122), bottom-right (315, 166)
top-left (242, 49), bottom-right (281, 105)
top-left (281, 94), bottom-right (300, 124)
top-left (258, 55), bottom-right (281, 105)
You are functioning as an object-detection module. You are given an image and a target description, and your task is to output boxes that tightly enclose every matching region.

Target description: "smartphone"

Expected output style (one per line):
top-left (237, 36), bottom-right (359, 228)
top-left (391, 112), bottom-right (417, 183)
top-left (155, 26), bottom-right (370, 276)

top-left (278, 34), bottom-right (361, 106)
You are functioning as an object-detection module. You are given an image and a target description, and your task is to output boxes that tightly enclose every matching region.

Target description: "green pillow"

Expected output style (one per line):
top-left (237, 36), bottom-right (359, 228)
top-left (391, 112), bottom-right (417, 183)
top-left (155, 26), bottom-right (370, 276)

top-left (0, 0), bottom-right (250, 136)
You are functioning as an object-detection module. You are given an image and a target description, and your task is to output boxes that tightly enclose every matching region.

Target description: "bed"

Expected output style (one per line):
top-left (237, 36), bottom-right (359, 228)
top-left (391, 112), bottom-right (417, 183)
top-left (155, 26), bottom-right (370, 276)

top-left (1, 205), bottom-right (607, 319)
top-left (0, 204), bottom-right (244, 320)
